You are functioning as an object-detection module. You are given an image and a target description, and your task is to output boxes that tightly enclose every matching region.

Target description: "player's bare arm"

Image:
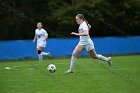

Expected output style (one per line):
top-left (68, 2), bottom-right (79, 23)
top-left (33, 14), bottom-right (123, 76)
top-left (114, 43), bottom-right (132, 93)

top-left (71, 30), bottom-right (88, 36)
top-left (33, 35), bottom-right (37, 42)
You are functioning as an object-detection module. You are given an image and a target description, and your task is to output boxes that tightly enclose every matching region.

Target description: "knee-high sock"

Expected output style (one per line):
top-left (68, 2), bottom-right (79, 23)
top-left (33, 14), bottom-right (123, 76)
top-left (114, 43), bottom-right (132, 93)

top-left (38, 54), bottom-right (43, 62)
top-left (97, 54), bottom-right (109, 62)
top-left (41, 52), bottom-right (49, 56)
top-left (70, 57), bottom-right (77, 71)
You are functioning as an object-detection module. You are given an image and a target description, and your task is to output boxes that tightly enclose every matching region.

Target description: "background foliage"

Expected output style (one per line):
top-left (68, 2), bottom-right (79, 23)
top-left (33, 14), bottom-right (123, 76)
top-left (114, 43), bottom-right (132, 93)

top-left (0, 0), bottom-right (140, 40)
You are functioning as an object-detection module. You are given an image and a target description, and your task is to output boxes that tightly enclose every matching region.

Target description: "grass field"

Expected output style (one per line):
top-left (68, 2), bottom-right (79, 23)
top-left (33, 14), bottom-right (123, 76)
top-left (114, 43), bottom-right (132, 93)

top-left (0, 55), bottom-right (140, 93)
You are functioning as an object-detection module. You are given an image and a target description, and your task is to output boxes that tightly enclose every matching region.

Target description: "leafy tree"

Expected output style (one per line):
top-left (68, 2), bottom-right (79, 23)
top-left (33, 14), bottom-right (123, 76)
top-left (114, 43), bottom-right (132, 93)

top-left (0, 0), bottom-right (139, 40)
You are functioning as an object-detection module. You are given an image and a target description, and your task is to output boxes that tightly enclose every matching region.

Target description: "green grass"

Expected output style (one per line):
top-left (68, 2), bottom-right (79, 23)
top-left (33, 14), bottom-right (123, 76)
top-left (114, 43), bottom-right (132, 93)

top-left (0, 55), bottom-right (140, 93)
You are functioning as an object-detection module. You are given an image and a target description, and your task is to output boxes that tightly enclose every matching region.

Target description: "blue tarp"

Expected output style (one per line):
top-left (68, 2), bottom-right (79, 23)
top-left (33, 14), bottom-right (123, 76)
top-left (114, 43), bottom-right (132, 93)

top-left (0, 36), bottom-right (140, 60)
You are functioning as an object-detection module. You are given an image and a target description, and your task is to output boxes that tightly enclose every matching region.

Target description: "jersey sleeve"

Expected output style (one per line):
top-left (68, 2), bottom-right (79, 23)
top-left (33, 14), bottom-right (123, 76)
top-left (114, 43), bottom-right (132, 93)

top-left (43, 30), bottom-right (48, 36)
top-left (82, 23), bottom-right (88, 31)
top-left (35, 29), bottom-right (37, 35)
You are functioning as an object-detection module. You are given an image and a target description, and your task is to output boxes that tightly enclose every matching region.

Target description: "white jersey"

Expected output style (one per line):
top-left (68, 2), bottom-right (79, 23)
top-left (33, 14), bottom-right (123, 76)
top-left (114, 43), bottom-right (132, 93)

top-left (35, 28), bottom-right (48, 43)
top-left (78, 21), bottom-right (92, 45)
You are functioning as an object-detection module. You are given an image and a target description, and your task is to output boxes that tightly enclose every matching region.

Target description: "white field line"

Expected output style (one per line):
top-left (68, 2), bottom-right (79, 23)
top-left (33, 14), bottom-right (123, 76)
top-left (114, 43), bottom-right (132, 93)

top-left (1, 62), bottom-right (68, 69)
top-left (2, 66), bottom-right (140, 71)
top-left (0, 62), bottom-right (140, 71)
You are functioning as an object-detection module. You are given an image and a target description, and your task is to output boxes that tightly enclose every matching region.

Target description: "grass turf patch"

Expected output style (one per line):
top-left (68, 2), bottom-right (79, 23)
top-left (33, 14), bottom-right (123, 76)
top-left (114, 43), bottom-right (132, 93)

top-left (0, 55), bottom-right (140, 93)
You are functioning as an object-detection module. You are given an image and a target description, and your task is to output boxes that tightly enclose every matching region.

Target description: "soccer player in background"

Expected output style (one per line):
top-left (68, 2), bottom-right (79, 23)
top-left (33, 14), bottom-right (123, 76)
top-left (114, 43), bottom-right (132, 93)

top-left (33, 22), bottom-right (50, 62)
top-left (66, 14), bottom-right (112, 73)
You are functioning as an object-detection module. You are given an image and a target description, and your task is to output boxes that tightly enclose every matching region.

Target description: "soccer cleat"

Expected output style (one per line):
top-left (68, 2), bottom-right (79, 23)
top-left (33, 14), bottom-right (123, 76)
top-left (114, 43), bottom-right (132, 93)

top-left (65, 69), bottom-right (74, 74)
top-left (107, 57), bottom-right (112, 67)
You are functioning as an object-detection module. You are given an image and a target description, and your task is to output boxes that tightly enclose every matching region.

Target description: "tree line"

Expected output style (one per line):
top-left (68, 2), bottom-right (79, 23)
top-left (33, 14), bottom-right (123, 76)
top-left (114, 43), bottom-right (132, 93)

top-left (0, 0), bottom-right (139, 40)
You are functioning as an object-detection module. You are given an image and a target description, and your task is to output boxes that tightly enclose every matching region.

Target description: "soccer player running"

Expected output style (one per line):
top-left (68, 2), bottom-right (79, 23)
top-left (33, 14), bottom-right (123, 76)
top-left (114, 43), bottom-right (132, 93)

top-left (66, 14), bottom-right (112, 73)
top-left (33, 22), bottom-right (51, 62)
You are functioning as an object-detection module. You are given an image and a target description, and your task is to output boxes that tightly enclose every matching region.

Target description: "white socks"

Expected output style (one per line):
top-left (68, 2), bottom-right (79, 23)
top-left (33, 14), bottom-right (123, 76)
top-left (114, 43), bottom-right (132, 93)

top-left (69, 54), bottom-right (108, 71)
top-left (97, 54), bottom-right (109, 62)
top-left (38, 54), bottom-right (43, 62)
top-left (41, 52), bottom-right (49, 56)
top-left (70, 57), bottom-right (77, 72)
top-left (38, 52), bottom-right (49, 62)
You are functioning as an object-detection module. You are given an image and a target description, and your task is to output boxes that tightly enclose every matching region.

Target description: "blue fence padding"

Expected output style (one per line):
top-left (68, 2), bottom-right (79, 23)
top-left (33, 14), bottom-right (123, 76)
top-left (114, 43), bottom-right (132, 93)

top-left (0, 36), bottom-right (140, 60)
top-left (93, 36), bottom-right (140, 54)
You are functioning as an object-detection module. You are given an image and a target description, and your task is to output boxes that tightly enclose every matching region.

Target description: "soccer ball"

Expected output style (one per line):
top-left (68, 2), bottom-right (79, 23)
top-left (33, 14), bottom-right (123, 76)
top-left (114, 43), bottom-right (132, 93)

top-left (47, 64), bottom-right (56, 73)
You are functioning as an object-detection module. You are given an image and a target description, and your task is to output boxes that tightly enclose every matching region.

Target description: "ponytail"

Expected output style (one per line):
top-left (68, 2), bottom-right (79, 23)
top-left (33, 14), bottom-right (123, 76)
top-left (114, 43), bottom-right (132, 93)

top-left (85, 20), bottom-right (91, 30)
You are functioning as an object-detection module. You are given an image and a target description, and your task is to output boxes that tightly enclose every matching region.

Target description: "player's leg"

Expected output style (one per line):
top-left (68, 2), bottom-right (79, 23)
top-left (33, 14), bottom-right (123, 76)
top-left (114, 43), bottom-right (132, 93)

top-left (86, 42), bottom-right (112, 66)
top-left (41, 52), bottom-right (49, 56)
top-left (40, 43), bottom-right (51, 57)
top-left (66, 44), bottom-right (84, 73)
top-left (37, 47), bottom-right (44, 62)
top-left (88, 49), bottom-right (112, 66)
top-left (41, 52), bottom-right (51, 57)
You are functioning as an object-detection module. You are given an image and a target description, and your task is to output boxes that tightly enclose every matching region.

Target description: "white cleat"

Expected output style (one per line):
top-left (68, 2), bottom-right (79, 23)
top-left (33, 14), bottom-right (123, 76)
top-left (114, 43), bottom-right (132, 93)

top-left (107, 57), bottom-right (112, 67)
top-left (65, 69), bottom-right (74, 74)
